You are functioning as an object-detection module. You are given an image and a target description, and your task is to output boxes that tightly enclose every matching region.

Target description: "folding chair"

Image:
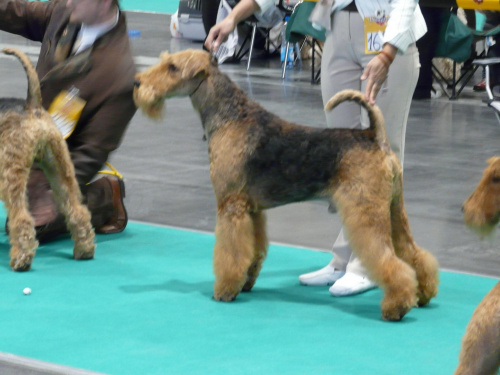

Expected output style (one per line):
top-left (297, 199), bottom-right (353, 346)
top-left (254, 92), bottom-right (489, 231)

top-left (226, 0), bottom-right (284, 70)
top-left (432, 7), bottom-right (500, 100)
top-left (282, 0), bottom-right (326, 84)
top-left (473, 57), bottom-right (500, 124)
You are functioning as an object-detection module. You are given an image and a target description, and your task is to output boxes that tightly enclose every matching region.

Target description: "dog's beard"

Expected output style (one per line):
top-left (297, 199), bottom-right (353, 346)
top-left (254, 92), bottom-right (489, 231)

top-left (134, 88), bottom-right (166, 119)
top-left (140, 98), bottom-right (165, 120)
top-left (465, 212), bottom-right (500, 239)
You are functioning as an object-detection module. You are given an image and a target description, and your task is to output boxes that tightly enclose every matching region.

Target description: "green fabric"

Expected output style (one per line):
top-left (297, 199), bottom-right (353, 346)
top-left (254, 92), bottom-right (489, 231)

top-left (435, 12), bottom-right (474, 62)
top-left (0, 203), bottom-right (497, 374)
top-left (286, 2), bottom-right (326, 43)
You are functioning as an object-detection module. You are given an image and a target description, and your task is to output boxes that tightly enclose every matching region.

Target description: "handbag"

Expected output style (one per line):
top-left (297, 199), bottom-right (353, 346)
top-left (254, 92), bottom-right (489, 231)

top-left (435, 12), bottom-right (474, 62)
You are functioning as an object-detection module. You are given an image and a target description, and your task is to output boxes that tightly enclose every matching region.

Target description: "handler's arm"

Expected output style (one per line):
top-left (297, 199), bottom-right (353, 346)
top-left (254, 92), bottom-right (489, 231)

top-left (0, 0), bottom-right (53, 41)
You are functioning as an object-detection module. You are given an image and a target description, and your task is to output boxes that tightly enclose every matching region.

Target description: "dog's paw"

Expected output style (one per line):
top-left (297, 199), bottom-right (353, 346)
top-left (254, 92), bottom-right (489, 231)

top-left (213, 286), bottom-right (239, 302)
top-left (416, 286), bottom-right (438, 307)
top-left (213, 293), bottom-right (237, 302)
top-left (381, 305), bottom-right (411, 321)
top-left (73, 246), bottom-right (95, 260)
top-left (10, 253), bottom-right (33, 272)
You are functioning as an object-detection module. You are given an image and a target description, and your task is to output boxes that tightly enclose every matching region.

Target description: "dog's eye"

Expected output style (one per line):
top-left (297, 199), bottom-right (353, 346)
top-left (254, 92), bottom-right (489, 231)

top-left (492, 176), bottom-right (500, 183)
top-left (168, 64), bottom-right (178, 72)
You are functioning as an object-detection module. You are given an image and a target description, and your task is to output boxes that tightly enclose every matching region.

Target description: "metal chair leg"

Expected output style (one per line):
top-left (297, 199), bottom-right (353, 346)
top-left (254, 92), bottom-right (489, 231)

top-left (246, 24), bottom-right (257, 71)
top-left (282, 41), bottom-right (290, 79)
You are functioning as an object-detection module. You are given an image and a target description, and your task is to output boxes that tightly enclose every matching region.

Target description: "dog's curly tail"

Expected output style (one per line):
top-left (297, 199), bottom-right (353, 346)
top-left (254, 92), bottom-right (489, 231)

top-left (324, 89), bottom-right (389, 152)
top-left (2, 48), bottom-right (42, 110)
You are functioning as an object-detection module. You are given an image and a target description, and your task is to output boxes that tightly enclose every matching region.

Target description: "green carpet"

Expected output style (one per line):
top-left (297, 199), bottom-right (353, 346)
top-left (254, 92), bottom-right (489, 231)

top-left (0, 209), bottom-right (497, 374)
top-left (32, 0), bottom-right (181, 14)
top-left (121, 0), bottom-right (180, 14)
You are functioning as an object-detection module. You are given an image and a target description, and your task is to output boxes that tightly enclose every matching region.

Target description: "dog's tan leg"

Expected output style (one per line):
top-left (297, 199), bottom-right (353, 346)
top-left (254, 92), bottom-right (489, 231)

top-left (454, 282), bottom-right (500, 375)
top-left (334, 154), bottom-right (418, 321)
top-left (242, 211), bottom-right (268, 292)
top-left (40, 132), bottom-right (95, 260)
top-left (213, 195), bottom-right (255, 301)
top-left (3, 166), bottom-right (38, 271)
top-left (390, 171), bottom-right (439, 307)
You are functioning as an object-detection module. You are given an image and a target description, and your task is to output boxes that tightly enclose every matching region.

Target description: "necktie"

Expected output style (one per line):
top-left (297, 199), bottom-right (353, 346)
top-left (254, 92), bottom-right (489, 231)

top-left (54, 23), bottom-right (81, 62)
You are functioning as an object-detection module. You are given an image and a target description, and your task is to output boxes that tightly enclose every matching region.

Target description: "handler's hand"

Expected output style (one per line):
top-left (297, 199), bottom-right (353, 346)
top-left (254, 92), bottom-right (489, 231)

top-left (204, 18), bottom-right (236, 52)
top-left (360, 55), bottom-right (388, 106)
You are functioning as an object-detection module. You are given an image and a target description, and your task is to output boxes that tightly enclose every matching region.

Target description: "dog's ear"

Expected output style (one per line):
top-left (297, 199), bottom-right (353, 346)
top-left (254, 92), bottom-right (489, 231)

top-left (487, 156), bottom-right (500, 166)
top-left (160, 51), bottom-right (170, 61)
top-left (181, 53), bottom-right (211, 80)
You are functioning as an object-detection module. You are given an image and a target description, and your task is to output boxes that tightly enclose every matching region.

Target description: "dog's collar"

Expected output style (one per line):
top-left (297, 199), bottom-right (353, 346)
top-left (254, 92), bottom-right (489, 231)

top-left (189, 78), bottom-right (206, 97)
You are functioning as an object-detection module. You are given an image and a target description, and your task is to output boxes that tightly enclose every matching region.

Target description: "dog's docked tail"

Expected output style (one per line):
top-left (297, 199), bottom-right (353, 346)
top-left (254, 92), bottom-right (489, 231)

top-left (2, 48), bottom-right (42, 110)
top-left (324, 89), bottom-right (388, 152)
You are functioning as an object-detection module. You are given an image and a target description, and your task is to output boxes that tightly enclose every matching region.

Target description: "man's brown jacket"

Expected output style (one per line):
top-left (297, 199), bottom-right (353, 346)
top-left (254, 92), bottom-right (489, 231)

top-left (0, 0), bottom-right (137, 185)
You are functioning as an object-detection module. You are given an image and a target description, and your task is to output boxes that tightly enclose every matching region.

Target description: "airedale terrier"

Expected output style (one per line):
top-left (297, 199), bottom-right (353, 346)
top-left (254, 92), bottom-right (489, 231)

top-left (456, 157), bottom-right (500, 374)
top-left (133, 49), bottom-right (439, 321)
top-left (463, 157), bottom-right (500, 237)
top-left (0, 48), bottom-right (95, 271)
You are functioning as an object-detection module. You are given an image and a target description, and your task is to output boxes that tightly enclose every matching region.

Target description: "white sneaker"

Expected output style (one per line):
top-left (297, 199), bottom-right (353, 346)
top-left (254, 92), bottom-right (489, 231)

top-left (329, 272), bottom-right (377, 297)
top-left (299, 264), bottom-right (345, 286)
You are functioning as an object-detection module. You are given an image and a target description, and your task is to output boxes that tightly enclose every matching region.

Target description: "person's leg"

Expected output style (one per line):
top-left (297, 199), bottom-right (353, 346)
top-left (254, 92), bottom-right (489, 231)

top-left (302, 11), bottom-right (420, 295)
top-left (413, 7), bottom-right (443, 99)
top-left (489, 31), bottom-right (500, 97)
top-left (201, 0), bottom-right (222, 35)
top-left (329, 26), bottom-right (421, 296)
top-left (300, 10), bottom-right (364, 287)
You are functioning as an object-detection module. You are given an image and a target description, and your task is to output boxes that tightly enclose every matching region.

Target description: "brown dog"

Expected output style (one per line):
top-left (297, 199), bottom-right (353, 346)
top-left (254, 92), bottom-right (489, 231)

top-left (463, 157), bottom-right (500, 237)
top-left (457, 157), bottom-right (500, 374)
top-left (134, 49), bottom-right (439, 321)
top-left (0, 48), bottom-right (95, 271)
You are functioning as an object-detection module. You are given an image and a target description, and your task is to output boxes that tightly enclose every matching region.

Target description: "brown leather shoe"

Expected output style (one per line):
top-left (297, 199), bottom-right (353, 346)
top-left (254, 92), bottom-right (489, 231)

top-left (95, 176), bottom-right (128, 234)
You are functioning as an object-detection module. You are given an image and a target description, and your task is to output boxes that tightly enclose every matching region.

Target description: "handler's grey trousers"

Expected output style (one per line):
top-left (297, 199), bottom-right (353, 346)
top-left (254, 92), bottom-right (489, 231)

top-left (321, 10), bottom-right (420, 276)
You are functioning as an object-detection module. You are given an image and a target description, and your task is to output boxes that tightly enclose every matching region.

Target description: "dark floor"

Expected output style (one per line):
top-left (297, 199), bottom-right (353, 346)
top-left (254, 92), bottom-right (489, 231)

top-left (0, 11), bottom-right (499, 374)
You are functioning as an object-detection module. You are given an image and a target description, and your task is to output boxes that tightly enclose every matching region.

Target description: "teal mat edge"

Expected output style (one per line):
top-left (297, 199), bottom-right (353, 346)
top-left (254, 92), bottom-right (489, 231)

top-left (31, 0), bottom-right (180, 14)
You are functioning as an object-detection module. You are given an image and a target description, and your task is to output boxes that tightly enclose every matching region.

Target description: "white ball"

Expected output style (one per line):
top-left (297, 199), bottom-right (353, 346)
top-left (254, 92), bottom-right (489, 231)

top-left (23, 287), bottom-right (31, 295)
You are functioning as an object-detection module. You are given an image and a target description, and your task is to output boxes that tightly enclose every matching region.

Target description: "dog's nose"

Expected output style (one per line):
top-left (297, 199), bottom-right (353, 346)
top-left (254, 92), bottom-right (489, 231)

top-left (461, 206), bottom-right (464, 213)
top-left (134, 80), bottom-right (141, 88)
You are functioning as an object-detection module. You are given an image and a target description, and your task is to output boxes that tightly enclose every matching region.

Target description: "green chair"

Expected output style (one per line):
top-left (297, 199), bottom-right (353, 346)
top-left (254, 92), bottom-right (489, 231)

top-left (282, 0), bottom-right (326, 83)
top-left (432, 11), bottom-right (500, 100)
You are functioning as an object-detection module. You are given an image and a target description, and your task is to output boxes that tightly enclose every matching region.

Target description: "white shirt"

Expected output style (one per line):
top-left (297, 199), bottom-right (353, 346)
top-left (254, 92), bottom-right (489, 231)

top-left (254, 0), bottom-right (276, 14)
top-left (73, 9), bottom-right (120, 55)
top-left (332, 0), bottom-right (427, 53)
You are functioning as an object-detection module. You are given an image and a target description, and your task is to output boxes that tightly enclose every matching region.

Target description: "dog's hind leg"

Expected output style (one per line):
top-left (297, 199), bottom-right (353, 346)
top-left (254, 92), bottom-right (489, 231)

top-left (390, 166), bottom-right (439, 307)
top-left (334, 152), bottom-right (417, 321)
top-left (3, 162), bottom-right (38, 271)
top-left (242, 211), bottom-right (268, 292)
top-left (213, 195), bottom-right (257, 301)
top-left (40, 130), bottom-right (95, 260)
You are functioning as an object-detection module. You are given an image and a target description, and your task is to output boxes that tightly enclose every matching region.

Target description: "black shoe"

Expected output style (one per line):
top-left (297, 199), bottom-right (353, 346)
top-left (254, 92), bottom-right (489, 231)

top-left (413, 89), bottom-right (431, 100)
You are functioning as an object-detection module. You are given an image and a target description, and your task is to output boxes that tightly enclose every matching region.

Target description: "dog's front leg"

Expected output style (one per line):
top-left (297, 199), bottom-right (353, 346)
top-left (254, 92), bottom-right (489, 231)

top-left (213, 195), bottom-right (256, 302)
top-left (241, 210), bottom-right (268, 292)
